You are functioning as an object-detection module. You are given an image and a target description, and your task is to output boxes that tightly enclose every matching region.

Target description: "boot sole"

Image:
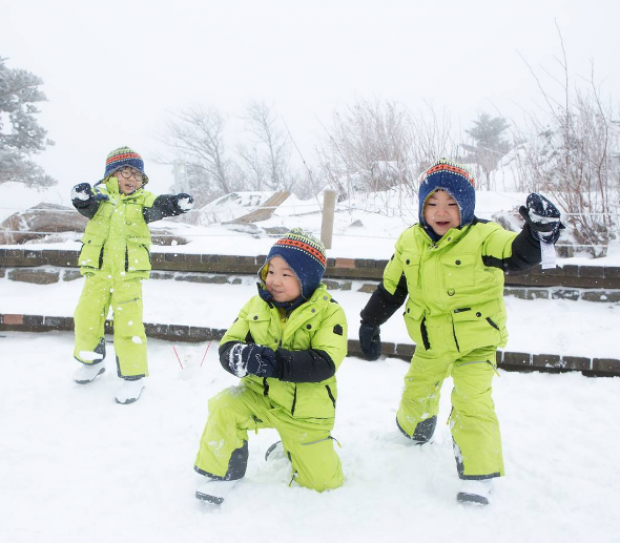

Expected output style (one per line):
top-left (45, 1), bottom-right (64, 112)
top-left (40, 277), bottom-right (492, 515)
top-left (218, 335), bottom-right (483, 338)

top-left (457, 492), bottom-right (489, 505)
top-left (74, 367), bottom-right (106, 385)
top-left (195, 491), bottom-right (224, 505)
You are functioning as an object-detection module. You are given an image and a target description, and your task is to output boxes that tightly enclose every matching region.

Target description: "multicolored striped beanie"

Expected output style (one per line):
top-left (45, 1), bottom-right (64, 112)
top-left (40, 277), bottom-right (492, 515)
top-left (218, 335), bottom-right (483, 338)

top-left (261, 228), bottom-right (327, 300)
top-left (104, 146), bottom-right (149, 183)
top-left (418, 159), bottom-right (476, 227)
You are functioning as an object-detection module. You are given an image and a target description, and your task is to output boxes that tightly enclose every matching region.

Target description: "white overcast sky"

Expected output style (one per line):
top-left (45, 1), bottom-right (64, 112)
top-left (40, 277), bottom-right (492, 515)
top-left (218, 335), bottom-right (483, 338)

top-left (2, 0), bottom-right (619, 197)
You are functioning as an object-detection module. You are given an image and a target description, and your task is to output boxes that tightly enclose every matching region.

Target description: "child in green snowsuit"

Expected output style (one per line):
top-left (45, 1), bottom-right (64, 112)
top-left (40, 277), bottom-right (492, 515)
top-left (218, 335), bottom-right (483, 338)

top-left (71, 146), bottom-right (194, 404)
top-left (194, 228), bottom-right (348, 504)
top-left (358, 159), bottom-right (564, 505)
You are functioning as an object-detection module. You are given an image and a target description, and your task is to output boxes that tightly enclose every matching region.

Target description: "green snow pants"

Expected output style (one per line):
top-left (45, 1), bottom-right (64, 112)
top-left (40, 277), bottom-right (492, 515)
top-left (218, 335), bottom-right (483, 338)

top-left (396, 345), bottom-right (504, 480)
top-left (195, 384), bottom-right (344, 492)
top-left (73, 273), bottom-right (148, 378)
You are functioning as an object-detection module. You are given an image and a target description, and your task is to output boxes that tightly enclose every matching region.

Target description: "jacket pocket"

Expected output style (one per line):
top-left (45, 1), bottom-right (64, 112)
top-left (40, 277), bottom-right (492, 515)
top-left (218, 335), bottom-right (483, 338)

top-left (79, 233), bottom-right (105, 269)
top-left (126, 237), bottom-right (151, 272)
top-left (291, 381), bottom-right (337, 420)
top-left (403, 302), bottom-right (428, 350)
top-left (400, 251), bottom-right (421, 290)
top-left (441, 253), bottom-right (476, 291)
top-left (451, 302), bottom-right (505, 352)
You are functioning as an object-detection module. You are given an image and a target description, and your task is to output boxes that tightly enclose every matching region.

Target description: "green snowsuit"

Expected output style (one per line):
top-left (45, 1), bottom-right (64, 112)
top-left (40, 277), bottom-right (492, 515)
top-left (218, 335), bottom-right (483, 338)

top-left (195, 284), bottom-right (348, 491)
top-left (72, 176), bottom-right (185, 377)
top-left (362, 219), bottom-right (542, 479)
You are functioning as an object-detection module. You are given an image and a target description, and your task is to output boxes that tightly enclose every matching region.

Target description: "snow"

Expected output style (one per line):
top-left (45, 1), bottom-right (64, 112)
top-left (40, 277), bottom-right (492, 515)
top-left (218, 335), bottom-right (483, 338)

top-left (1, 185), bottom-right (620, 541)
top-left (1, 332), bottom-right (619, 543)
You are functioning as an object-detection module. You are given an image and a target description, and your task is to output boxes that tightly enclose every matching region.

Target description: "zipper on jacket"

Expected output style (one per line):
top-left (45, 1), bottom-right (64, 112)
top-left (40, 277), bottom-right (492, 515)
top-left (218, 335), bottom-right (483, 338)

top-left (420, 317), bottom-right (431, 350)
top-left (98, 245), bottom-right (105, 269)
top-left (262, 377), bottom-right (269, 397)
top-left (125, 246), bottom-right (129, 272)
top-left (291, 385), bottom-right (297, 415)
top-left (486, 317), bottom-right (500, 331)
top-left (325, 385), bottom-right (336, 408)
top-left (452, 321), bottom-right (460, 352)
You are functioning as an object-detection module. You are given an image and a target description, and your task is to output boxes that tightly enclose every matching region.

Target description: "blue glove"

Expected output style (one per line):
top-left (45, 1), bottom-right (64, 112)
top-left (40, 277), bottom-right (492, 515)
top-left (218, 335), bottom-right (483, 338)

top-left (173, 193), bottom-right (194, 213)
top-left (228, 343), bottom-right (279, 378)
top-left (519, 193), bottom-right (565, 244)
top-left (359, 322), bottom-right (382, 361)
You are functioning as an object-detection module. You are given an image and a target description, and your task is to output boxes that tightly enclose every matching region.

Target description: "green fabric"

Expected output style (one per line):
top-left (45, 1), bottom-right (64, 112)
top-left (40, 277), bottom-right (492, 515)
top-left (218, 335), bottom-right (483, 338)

top-left (195, 384), bottom-right (344, 491)
top-left (383, 222), bottom-right (517, 354)
top-left (195, 284), bottom-right (347, 490)
top-left (397, 345), bottom-right (504, 478)
top-left (74, 275), bottom-right (148, 377)
top-left (221, 284), bottom-right (347, 419)
top-left (384, 222), bottom-right (515, 479)
top-left (74, 176), bottom-right (155, 377)
top-left (78, 176), bottom-right (157, 279)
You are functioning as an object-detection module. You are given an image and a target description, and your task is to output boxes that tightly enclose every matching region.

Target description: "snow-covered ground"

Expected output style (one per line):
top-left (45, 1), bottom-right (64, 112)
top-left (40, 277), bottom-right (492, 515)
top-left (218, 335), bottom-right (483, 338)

top-left (1, 183), bottom-right (620, 541)
top-left (1, 332), bottom-right (619, 543)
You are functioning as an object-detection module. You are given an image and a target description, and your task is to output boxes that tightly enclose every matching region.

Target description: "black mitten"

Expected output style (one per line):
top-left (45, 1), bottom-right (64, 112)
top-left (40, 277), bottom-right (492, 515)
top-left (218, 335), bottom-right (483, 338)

top-left (228, 343), bottom-right (279, 378)
top-left (173, 193), bottom-right (194, 213)
top-left (359, 322), bottom-right (382, 361)
top-left (71, 183), bottom-right (93, 202)
top-left (519, 193), bottom-right (565, 244)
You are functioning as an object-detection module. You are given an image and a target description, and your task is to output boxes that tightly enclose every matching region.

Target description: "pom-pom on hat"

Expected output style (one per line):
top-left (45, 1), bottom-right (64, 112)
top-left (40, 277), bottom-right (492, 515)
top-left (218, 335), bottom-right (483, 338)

top-left (418, 159), bottom-right (476, 227)
top-left (260, 228), bottom-right (327, 301)
top-left (104, 146), bottom-right (148, 183)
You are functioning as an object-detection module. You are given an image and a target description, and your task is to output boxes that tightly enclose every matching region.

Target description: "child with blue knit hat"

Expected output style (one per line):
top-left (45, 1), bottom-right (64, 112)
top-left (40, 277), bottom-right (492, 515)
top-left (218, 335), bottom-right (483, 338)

top-left (359, 159), bottom-right (564, 505)
top-left (193, 228), bottom-right (348, 504)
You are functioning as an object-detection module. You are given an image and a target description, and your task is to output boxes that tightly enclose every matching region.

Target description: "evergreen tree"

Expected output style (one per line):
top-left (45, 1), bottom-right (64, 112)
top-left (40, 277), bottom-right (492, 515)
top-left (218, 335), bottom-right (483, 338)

top-left (0, 57), bottom-right (56, 187)
top-left (461, 113), bottom-right (511, 189)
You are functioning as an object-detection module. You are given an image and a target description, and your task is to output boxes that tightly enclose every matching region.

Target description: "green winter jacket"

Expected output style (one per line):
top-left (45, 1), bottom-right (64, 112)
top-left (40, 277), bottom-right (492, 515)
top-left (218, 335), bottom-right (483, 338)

top-left (377, 221), bottom-right (528, 354)
top-left (220, 284), bottom-right (348, 420)
top-left (77, 177), bottom-right (157, 278)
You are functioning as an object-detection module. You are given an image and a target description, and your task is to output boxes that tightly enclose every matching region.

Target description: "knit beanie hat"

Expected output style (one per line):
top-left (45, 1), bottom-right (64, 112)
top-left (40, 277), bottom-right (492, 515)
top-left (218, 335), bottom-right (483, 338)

top-left (418, 159), bottom-right (476, 227)
top-left (104, 146), bottom-right (149, 183)
top-left (259, 228), bottom-right (327, 302)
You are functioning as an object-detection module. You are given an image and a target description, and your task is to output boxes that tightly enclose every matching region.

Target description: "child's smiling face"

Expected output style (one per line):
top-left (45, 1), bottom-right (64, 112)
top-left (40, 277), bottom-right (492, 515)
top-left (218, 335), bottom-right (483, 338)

top-left (265, 256), bottom-right (302, 303)
top-left (423, 189), bottom-right (460, 236)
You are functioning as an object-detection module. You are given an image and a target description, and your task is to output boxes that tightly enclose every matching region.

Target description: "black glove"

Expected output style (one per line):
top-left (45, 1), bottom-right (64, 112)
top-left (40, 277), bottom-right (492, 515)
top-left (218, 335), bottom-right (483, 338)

top-left (519, 193), bottom-right (565, 244)
top-left (173, 193), bottom-right (194, 213)
top-left (359, 322), bottom-right (382, 361)
top-left (93, 190), bottom-right (109, 202)
top-left (228, 343), bottom-right (279, 378)
top-left (71, 183), bottom-right (93, 202)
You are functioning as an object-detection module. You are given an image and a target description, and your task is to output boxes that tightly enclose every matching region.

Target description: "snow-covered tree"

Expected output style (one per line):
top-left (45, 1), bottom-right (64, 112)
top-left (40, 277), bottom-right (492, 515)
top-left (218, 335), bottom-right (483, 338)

top-left (460, 113), bottom-right (512, 190)
top-left (0, 57), bottom-right (56, 187)
top-left (237, 100), bottom-right (297, 192)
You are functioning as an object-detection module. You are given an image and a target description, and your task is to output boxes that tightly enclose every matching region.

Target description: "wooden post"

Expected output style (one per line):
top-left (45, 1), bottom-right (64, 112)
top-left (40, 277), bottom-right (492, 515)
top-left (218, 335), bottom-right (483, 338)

top-left (321, 190), bottom-right (337, 249)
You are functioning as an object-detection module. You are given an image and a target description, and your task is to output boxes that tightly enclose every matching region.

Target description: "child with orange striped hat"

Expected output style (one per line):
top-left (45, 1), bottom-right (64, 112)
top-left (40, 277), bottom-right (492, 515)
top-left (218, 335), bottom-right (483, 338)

top-left (358, 159), bottom-right (564, 505)
top-left (193, 228), bottom-right (348, 504)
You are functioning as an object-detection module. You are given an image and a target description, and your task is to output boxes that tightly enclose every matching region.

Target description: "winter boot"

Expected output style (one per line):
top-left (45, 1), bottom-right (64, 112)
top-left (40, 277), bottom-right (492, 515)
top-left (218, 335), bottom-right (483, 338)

top-left (195, 478), bottom-right (240, 504)
top-left (456, 479), bottom-right (493, 505)
top-left (264, 441), bottom-right (287, 462)
top-left (115, 378), bottom-right (145, 404)
top-left (73, 362), bottom-right (105, 384)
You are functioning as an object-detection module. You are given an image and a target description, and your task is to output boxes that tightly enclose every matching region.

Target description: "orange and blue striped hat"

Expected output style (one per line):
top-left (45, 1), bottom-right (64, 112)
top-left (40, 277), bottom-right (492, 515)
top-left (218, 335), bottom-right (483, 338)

top-left (419, 159), bottom-right (476, 227)
top-left (261, 228), bottom-right (327, 300)
top-left (104, 146), bottom-right (148, 183)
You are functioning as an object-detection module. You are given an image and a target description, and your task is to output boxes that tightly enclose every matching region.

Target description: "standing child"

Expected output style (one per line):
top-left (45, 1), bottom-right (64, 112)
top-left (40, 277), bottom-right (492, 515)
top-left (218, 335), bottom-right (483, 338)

top-left (194, 228), bottom-right (347, 504)
top-left (71, 146), bottom-right (194, 404)
top-left (358, 159), bottom-right (564, 505)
